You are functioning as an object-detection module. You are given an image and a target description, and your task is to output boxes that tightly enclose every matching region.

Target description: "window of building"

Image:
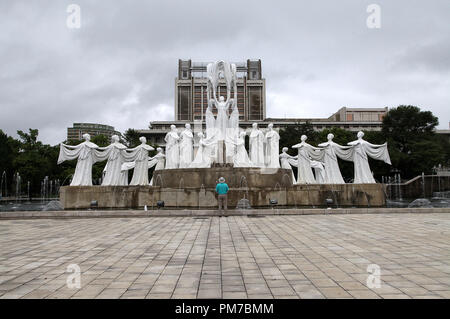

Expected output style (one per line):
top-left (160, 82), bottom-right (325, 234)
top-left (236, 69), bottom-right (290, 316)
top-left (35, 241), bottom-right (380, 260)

top-left (178, 86), bottom-right (191, 121)
top-left (248, 87), bottom-right (263, 121)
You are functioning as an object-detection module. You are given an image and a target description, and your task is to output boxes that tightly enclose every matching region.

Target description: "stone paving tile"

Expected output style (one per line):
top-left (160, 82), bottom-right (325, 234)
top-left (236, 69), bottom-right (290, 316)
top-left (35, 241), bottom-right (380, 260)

top-left (0, 214), bottom-right (449, 299)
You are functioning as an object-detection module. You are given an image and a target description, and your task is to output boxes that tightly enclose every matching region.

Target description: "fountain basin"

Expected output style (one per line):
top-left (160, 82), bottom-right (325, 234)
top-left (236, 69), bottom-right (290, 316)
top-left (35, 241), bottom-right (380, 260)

top-left (59, 183), bottom-right (386, 209)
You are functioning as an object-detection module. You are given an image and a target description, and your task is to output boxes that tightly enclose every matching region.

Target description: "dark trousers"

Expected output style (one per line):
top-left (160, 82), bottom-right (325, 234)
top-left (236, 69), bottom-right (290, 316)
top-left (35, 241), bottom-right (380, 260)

top-left (218, 194), bottom-right (228, 211)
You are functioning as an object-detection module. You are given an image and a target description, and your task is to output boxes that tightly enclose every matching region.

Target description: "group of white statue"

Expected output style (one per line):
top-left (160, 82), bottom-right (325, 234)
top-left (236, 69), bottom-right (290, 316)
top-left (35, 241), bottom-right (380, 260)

top-left (58, 127), bottom-right (391, 186)
top-left (280, 131), bottom-right (391, 184)
top-left (58, 134), bottom-right (165, 186)
top-left (163, 122), bottom-right (281, 170)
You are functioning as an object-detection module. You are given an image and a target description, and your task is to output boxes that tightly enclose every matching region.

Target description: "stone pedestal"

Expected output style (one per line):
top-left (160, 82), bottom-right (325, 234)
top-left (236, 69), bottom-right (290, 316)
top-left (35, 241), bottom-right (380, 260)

top-left (59, 167), bottom-right (387, 209)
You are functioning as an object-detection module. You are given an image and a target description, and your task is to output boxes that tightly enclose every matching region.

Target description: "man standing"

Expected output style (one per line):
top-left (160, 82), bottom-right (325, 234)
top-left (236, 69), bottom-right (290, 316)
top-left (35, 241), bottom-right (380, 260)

top-left (216, 177), bottom-right (229, 211)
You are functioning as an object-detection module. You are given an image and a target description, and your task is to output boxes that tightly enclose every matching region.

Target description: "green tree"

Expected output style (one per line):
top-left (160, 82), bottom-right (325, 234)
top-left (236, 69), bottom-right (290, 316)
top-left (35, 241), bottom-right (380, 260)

top-left (279, 121), bottom-right (318, 156)
top-left (12, 129), bottom-right (54, 196)
top-left (381, 105), bottom-right (445, 178)
top-left (123, 129), bottom-right (141, 148)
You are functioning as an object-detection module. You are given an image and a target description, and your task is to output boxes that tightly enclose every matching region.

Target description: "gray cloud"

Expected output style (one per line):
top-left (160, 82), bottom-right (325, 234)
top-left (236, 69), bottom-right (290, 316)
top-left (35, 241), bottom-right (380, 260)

top-left (0, 0), bottom-right (449, 145)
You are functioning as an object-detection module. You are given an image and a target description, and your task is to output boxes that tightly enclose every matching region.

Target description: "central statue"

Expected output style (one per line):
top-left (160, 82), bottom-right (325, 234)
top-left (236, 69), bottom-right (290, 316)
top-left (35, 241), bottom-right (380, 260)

top-left (205, 60), bottom-right (239, 164)
top-left (205, 61), bottom-right (237, 140)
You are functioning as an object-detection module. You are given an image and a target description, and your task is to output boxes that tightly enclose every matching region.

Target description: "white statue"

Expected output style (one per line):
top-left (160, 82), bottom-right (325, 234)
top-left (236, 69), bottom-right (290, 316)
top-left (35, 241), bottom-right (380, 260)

top-left (311, 160), bottom-right (326, 184)
top-left (190, 132), bottom-right (217, 168)
top-left (164, 125), bottom-right (180, 169)
top-left (318, 133), bottom-right (352, 184)
top-left (279, 147), bottom-right (297, 184)
top-left (118, 162), bottom-right (133, 186)
top-left (205, 60), bottom-right (238, 156)
top-left (149, 147), bottom-right (166, 185)
top-left (249, 123), bottom-right (265, 167)
top-left (58, 133), bottom-right (99, 186)
top-left (233, 131), bottom-right (255, 168)
top-left (97, 135), bottom-right (127, 186)
top-left (347, 131), bottom-right (391, 183)
top-left (214, 96), bottom-right (232, 141)
top-left (125, 136), bottom-right (154, 186)
top-left (265, 123), bottom-right (280, 168)
top-left (205, 104), bottom-right (216, 139)
top-left (225, 100), bottom-right (239, 162)
top-left (292, 135), bottom-right (324, 184)
top-left (179, 123), bottom-right (194, 168)
top-left (119, 147), bottom-right (165, 186)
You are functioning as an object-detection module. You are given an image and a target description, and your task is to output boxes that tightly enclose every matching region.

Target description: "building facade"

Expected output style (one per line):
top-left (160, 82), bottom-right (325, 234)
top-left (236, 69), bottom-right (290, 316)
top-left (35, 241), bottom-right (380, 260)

top-left (141, 107), bottom-right (388, 147)
top-left (67, 123), bottom-right (120, 142)
top-left (138, 59), bottom-right (390, 147)
top-left (175, 59), bottom-right (266, 122)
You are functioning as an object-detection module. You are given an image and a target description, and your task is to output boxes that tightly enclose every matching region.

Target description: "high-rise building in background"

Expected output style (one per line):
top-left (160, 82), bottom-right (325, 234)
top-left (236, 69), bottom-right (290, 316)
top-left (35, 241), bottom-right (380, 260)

top-left (137, 59), bottom-right (394, 146)
top-left (67, 123), bottom-right (120, 142)
top-left (175, 59), bottom-right (266, 122)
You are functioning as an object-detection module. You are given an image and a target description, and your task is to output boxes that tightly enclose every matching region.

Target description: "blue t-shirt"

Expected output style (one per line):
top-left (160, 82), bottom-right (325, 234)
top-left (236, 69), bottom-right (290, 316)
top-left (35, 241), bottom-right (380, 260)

top-left (216, 183), bottom-right (229, 195)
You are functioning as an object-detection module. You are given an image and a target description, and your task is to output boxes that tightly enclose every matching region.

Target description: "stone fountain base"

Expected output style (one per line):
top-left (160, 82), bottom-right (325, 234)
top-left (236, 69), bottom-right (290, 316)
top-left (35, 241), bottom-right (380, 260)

top-left (59, 168), bottom-right (386, 209)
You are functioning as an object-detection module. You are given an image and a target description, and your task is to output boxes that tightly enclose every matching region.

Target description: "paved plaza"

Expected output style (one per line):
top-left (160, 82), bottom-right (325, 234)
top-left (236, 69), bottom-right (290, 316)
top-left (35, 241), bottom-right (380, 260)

top-left (0, 213), bottom-right (449, 299)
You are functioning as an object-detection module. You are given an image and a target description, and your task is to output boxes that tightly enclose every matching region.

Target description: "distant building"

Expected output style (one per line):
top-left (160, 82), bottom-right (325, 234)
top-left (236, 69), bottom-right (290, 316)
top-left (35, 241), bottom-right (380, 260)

top-left (141, 106), bottom-right (388, 147)
top-left (67, 123), bottom-right (120, 142)
top-left (175, 59), bottom-right (266, 122)
top-left (436, 121), bottom-right (450, 143)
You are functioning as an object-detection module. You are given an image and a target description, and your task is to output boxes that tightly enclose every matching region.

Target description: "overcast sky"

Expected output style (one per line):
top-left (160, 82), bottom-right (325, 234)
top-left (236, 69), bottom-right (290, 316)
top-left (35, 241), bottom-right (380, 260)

top-left (1, 0), bottom-right (449, 145)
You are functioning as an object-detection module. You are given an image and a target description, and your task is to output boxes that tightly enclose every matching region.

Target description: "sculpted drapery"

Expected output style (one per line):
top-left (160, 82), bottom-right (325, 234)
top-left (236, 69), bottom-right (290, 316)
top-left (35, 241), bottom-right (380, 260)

top-left (123, 137), bottom-right (154, 186)
top-left (348, 131), bottom-right (391, 183)
top-left (58, 134), bottom-right (99, 186)
top-left (165, 125), bottom-right (180, 169)
top-left (249, 123), bottom-right (265, 167)
top-left (318, 133), bottom-right (351, 184)
top-left (96, 135), bottom-right (127, 186)
top-left (179, 124), bottom-right (194, 168)
top-left (292, 135), bottom-right (324, 184)
top-left (265, 123), bottom-right (280, 168)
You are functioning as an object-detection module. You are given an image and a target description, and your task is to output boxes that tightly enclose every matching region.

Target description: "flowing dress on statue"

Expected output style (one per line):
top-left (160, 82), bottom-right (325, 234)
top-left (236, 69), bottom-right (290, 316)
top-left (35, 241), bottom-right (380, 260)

top-left (265, 130), bottom-right (280, 168)
top-left (225, 105), bottom-right (240, 161)
top-left (179, 129), bottom-right (193, 168)
top-left (292, 142), bottom-right (324, 184)
top-left (205, 107), bottom-right (216, 139)
top-left (317, 141), bottom-right (352, 184)
top-left (216, 101), bottom-right (229, 141)
top-left (348, 140), bottom-right (391, 184)
top-left (233, 136), bottom-right (255, 168)
top-left (280, 152), bottom-right (297, 184)
top-left (119, 161), bottom-right (134, 185)
top-left (96, 142), bottom-right (127, 186)
top-left (190, 136), bottom-right (217, 168)
top-left (165, 131), bottom-right (180, 169)
top-left (58, 141), bottom-right (99, 186)
top-left (149, 152), bottom-right (166, 186)
top-left (249, 129), bottom-right (265, 167)
top-left (124, 144), bottom-right (154, 185)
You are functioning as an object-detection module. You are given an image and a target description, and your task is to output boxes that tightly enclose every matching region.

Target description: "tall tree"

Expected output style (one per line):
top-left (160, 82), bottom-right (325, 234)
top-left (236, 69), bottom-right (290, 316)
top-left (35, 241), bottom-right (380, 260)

top-left (381, 105), bottom-right (445, 178)
top-left (279, 121), bottom-right (318, 156)
top-left (123, 129), bottom-right (141, 148)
